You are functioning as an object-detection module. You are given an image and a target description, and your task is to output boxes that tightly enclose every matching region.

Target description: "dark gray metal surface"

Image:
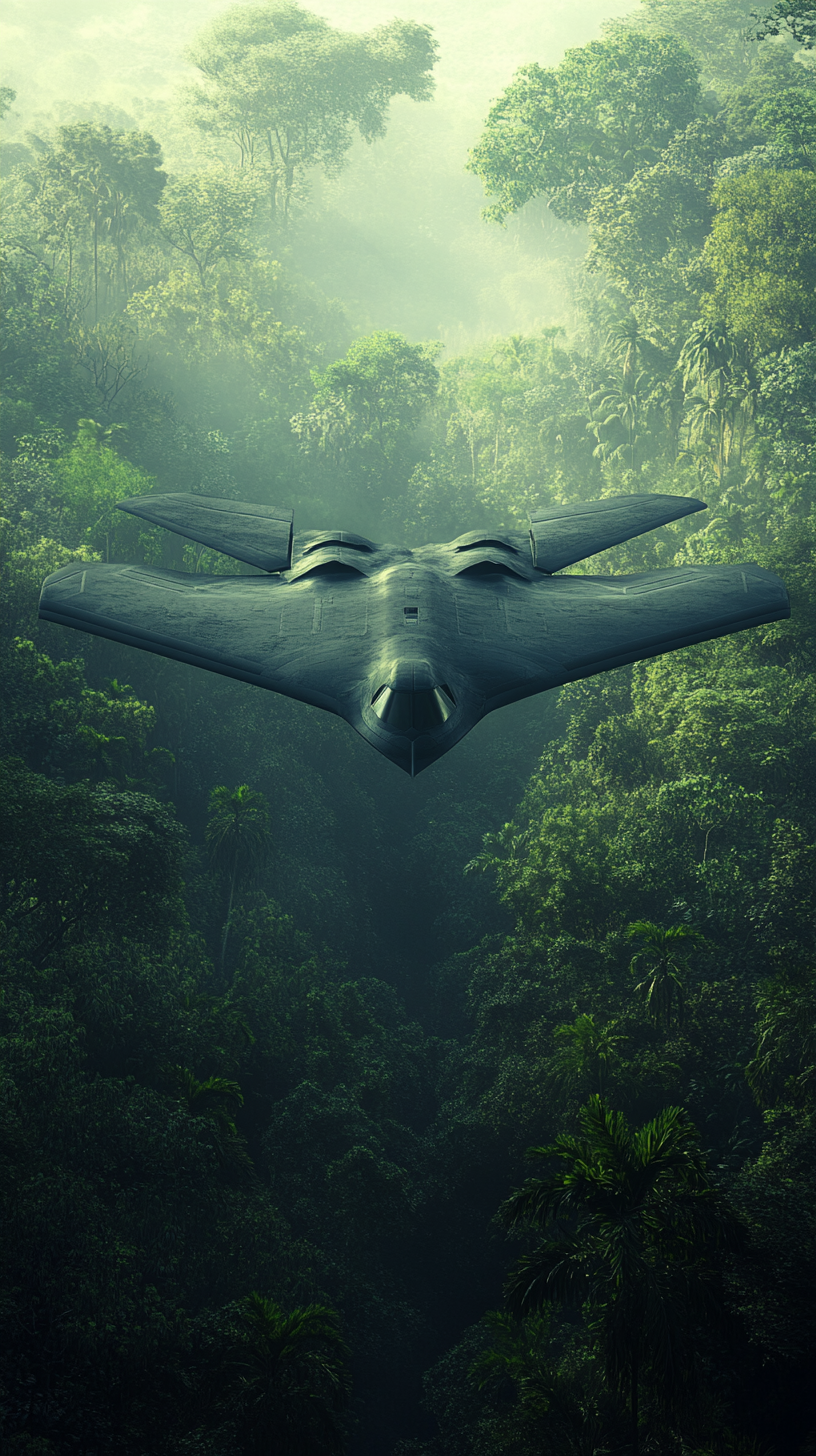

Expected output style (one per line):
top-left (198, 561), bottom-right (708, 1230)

top-left (39, 492), bottom-right (791, 776)
top-left (529, 493), bottom-right (705, 572)
top-left (118, 494), bottom-right (294, 573)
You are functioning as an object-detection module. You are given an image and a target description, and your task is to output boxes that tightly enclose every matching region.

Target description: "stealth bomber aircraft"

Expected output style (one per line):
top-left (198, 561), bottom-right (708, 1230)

top-left (39, 491), bottom-right (790, 775)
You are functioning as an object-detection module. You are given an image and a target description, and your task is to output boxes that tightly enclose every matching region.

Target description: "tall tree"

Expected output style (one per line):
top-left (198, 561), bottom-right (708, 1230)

top-left (158, 169), bottom-right (263, 282)
top-left (500, 1096), bottom-right (741, 1454)
top-left (552, 1013), bottom-right (623, 1097)
top-left (746, 966), bottom-right (816, 1108)
top-left (35, 123), bottom-right (165, 319)
top-left (0, 762), bottom-right (186, 965)
top-left (631, 0), bottom-right (761, 88)
top-left (205, 783), bottom-right (270, 972)
top-left (230, 1293), bottom-right (351, 1455)
top-left (585, 118), bottom-right (725, 327)
top-left (757, 86), bottom-right (816, 170)
top-left (292, 330), bottom-right (440, 516)
top-left (467, 27), bottom-right (701, 223)
top-left (626, 919), bottom-right (704, 1032)
top-left (173, 1067), bottom-right (252, 1170)
top-left (677, 320), bottom-right (756, 485)
top-left (183, 1), bottom-right (437, 224)
top-left (701, 170), bottom-right (816, 352)
top-left (752, 0), bottom-right (816, 48)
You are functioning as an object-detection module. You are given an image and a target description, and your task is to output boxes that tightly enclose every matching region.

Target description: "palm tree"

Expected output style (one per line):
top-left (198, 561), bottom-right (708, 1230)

top-left (173, 1067), bottom-right (252, 1171)
top-left (590, 369), bottom-right (645, 472)
top-left (205, 783), bottom-right (270, 973)
top-left (607, 312), bottom-right (668, 393)
top-left (745, 965), bottom-right (816, 1109)
top-left (231, 1293), bottom-right (351, 1456)
top-left (500, 1096), bottom-right (741, 1455)
top-left (592, 313), bottom-right (671, 473)
top-left (472, 1308), bottom-right (608, 1453)
top-left (626, 920), bottom-right (704, 1033)
top-left (552, 1012), bottom-right (623, 1097)
top-left (678, 322), bottom-right (755, 484)
top-left (679, 320), bottom-right (738, 395)
top-left (464, 822), bottom-right (531, 879)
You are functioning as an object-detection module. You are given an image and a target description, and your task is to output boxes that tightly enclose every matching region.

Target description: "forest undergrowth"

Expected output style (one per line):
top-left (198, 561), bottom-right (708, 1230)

top-left (1, 0), bottom-right (816, 1451)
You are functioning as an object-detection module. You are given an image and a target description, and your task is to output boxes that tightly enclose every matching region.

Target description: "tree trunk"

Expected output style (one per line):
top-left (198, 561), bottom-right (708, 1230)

top-left (220, 856), bottom-right (238, 974)
top-left (265, 131), bottom-right (278, 220)
top-left (93, 210), bottom-right (99, 324)
top-left (118, 239), bottom-right (129, 304)
top-left (283, 162), bottom-right (294, 227)
top-left (630, 1349), bottom-right (639, 1456)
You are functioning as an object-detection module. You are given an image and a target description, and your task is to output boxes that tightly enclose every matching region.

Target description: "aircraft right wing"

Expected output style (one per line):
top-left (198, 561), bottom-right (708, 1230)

top-left (529, 493), bottom-right (706, 573)
top-left (488, 562), bottom-right (790, 707)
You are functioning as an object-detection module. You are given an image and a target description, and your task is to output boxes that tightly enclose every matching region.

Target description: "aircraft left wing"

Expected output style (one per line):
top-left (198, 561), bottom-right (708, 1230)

top-left (118, 494), bottom-right (293, 572)
top-left (37, 563), bottom-right (341, 712)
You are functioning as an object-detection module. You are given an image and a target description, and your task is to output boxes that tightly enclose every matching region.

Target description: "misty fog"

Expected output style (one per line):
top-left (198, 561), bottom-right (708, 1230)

top-left (2, 0), bottom-right (815, 1451)
top-left (1, 0), bottom-right (634, 343)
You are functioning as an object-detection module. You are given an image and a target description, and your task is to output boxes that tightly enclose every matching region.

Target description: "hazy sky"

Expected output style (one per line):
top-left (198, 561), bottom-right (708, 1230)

top-left (2, 0), bottom-right (634, 125)
top-left (0, 0), bottom-right (636, 344)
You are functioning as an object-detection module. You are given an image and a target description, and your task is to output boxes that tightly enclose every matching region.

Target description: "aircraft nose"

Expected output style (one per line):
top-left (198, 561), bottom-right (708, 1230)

top-left (368, 659), bottom-right (457, 735)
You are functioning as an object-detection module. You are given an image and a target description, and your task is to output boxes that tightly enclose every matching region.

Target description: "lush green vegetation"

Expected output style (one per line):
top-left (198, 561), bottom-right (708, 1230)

top-left (1, 0), bottom-right (815, 1452)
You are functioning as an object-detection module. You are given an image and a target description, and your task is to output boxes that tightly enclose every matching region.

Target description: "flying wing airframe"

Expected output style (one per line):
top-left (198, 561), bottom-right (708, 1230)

top-left (38, 491), bottom-right (790, 775)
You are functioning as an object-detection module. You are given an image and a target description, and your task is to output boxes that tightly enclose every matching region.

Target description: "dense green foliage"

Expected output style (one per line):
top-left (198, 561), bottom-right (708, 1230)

top-left (467, 27), bottom-right (702, 224)
top-left (1, 0), bottom-right (815, 1453)
top-left (183, 3), bottom-right (437, 224)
